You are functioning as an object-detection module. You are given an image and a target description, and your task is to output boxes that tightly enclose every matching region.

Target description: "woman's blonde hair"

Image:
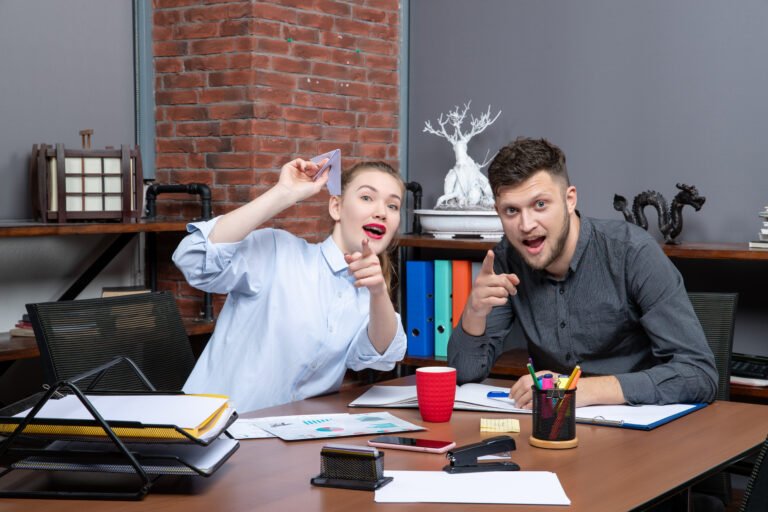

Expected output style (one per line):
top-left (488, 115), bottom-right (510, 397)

top-left (341, 161), bottom-right (405, 296)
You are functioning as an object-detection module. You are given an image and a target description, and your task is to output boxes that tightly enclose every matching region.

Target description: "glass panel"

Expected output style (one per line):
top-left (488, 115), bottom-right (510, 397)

top-left (84, 177), bottom-right (102, 193)
top-left (104, 176), bottom-right (122, 193)
top-left (65, 177), bottom-right (82, 193)
top-left (84, 196), bottom-right (103, 211)
top-left (103, 158), bottom-right (121, 174)
top-left (65, 157), bottom-right (82, 175)
top-left (104, 196), bottom-right (122, 211)
top-left (48, 158), bottom-right (58, 211)
top-left (66, 196), bottom-right (83, 212)
top-left (83, 158), bottom-right (102, 174)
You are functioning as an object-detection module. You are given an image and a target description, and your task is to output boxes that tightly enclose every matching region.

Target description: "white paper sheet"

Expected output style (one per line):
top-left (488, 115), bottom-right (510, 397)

top-left (226, 418), bottom-right (275, 439)
top-left (375, 470), bottom-right (570, 505)
top-left (14, 394), bottom-right (229, 430)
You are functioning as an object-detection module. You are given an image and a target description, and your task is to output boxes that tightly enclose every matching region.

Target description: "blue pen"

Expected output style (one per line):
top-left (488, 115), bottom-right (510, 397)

top-left (487, 391), bottom-right (509, 398)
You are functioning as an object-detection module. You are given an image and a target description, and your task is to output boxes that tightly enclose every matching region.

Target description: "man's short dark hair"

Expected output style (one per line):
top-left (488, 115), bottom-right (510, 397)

top-left (488, 137), bottom-right (569, 196)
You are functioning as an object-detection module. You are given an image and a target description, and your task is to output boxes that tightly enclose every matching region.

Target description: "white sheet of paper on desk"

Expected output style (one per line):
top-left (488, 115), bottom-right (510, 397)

top-left (226, 418), bottom-right (275, 439)
top-left (375, 470), bottom-right (570, 505)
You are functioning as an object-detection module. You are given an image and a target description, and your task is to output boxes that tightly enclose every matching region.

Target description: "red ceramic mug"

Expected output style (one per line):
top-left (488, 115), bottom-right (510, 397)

top-left (415, 367), bottom-right (457, 423)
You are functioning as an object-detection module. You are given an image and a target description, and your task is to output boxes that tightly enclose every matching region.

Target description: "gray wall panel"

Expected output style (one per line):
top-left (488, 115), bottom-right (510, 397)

top-left (0, 0), bottom-right (135, 220)
top-left (408, 0), bottom-right (768, 244)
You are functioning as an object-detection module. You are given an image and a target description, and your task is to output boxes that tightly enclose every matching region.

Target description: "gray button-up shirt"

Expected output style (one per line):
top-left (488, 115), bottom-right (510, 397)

top-left (447, 216), bottom-right (717, 405)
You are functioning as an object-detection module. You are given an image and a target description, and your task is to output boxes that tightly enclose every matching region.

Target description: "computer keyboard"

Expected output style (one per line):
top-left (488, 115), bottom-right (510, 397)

top-left (731, 353), bottom-right (768, 380)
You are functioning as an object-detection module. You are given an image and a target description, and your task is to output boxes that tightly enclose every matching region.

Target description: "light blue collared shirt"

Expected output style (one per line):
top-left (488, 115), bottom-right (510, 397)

top-left (173, 218), bottom-right (406, 413)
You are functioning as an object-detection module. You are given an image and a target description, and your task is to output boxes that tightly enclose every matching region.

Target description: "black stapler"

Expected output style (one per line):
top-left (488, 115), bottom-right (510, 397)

top-left (443, 435), bottom-right (520, 474)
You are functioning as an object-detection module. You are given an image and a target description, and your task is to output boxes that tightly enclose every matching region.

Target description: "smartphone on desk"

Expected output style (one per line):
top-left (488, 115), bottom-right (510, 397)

top-left (367, 436), bottom-right (456, 454)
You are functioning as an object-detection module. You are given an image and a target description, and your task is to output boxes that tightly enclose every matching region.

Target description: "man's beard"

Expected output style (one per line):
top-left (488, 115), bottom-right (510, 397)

top-left (519, 209), bottom-right (570, 272)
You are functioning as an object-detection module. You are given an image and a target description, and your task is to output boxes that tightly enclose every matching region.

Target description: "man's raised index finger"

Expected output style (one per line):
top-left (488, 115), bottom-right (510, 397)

top-left (480, 249), bottom-right (496, 275)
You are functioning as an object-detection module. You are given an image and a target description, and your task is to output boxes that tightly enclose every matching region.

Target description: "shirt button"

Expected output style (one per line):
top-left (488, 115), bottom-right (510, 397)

top-left (559, 288), bottom-right (565, 295)
top-left (311, 362), bottom-right (318, 370)
top-left (329, 326), bottom-right (334, 333)
top-left (337, 292), bottom-right (342, 298)
top-left (560, 321), bottom-right (566, 328)
top-left (565, 353), bottom-right (572, 362)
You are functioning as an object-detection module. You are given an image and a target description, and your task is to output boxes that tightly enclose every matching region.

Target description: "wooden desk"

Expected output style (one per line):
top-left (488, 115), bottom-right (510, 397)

top-left (2, 376), bottom-right (767, 511)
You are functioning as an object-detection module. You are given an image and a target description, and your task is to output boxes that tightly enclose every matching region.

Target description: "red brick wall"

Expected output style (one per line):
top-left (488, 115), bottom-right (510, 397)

top-left (152, 0), bottom-right (401, 319)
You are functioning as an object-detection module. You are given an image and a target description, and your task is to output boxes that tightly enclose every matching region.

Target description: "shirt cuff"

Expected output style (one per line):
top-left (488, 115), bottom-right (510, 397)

top-left (187, 217), bottom-right (241, 273)
top-left (349, 314), bottom-right (407, 369)
top-left (614, 371), bottom-right (656, 405)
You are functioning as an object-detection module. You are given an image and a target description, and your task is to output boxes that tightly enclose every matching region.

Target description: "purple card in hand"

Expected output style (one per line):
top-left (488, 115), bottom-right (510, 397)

top-left (310, 149), bottom-right (341, 195)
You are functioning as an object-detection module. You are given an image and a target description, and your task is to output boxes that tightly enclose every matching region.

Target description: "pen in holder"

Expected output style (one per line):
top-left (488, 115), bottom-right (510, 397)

top-left (310, 444), bottom-right (393, 491)
top-left (529, 387), bottom-right (579, 449)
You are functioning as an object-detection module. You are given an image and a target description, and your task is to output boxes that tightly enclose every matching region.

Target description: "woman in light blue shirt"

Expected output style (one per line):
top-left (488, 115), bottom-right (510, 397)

top-left (173, 158), bottom-right (407, 413)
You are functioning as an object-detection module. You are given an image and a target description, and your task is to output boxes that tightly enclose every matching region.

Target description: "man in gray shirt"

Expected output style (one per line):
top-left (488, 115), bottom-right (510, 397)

top-left (447, 137), bottom-right (717, 409)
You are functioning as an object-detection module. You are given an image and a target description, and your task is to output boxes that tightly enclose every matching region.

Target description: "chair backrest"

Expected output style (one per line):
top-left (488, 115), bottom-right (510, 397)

top-left (687, 292), bottom-right (738, 401)
top-left (740, 435), bottom-right (768, 512)
top-left (27, 291), bottom-right (195, 392)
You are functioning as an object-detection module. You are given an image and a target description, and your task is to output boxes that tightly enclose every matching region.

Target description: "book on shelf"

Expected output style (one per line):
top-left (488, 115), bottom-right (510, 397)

top-left (748, 240), bottom-right (768, 250)
top-left (8, 316), bottom-right (35, 337)
top-left (8, 327), bottom-right (34, 337)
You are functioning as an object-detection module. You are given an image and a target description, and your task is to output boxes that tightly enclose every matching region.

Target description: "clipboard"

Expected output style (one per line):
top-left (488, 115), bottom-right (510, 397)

top-left (574, 402), bottom-right (707, 430)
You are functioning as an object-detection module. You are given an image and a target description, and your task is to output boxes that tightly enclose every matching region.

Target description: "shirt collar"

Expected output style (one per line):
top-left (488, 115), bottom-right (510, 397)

top-left (321, 235), bottom-right (349, 273)
top-left (568, 212), bottom-right (590, 275)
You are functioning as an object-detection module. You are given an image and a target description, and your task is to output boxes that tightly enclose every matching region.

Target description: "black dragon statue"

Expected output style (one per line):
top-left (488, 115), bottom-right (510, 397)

top-left (613, 183), bottom-right (706, 244)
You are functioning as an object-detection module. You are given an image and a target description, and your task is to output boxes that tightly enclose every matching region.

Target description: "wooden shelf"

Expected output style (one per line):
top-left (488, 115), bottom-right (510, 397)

top-left (662, 242), bottom-right (768, 261)
top-left (0, 334), bottom-right (38, 362)
top-left (0, 219), bottom-right (189, 238)
top-left (398, 234), bottom-right (498, 251)
top-left (400, 234), bottom-right (768, 260)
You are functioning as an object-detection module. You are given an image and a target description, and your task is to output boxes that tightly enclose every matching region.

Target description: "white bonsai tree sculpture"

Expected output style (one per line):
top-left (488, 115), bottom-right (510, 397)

top-left (423, 101), bottom-right (501, 210)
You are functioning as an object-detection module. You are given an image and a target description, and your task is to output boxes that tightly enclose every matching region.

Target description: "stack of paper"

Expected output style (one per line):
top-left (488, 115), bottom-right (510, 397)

top-left (0, 393), bottom-right (240, 479)
top-left (5, 394), bottom-right (234, 443)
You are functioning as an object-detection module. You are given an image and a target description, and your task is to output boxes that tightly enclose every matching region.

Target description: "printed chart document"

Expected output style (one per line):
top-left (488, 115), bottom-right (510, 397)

top-left (226, 418), bottom-right (275, 439)
top-left (375, 470), bottom-right (570, 505)
top-left (349, 383), bottom-right (530, 413)
top-left (249, 412), bottom-right (424, 441)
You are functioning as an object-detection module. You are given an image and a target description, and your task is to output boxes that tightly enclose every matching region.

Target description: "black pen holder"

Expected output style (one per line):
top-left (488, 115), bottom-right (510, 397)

top-left (310, 445), bottom-right (392, 491)
top-left (529, 387), bottom-right (579, 449)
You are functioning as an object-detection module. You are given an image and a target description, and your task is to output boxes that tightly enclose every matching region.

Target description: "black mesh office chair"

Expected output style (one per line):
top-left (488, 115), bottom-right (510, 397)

top-left (688, 292), bottom-right (738, 509)
top-left (26, 291), bottom-right (195, 392)
top-left (740, 434), bottom-right (768, 512)
top-left (688, 292), bottom-right (738, 400)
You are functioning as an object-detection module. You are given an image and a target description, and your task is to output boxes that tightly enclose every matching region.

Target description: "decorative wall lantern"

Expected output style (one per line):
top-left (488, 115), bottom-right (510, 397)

top-left (29, 130), bottom-right (143, 223)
